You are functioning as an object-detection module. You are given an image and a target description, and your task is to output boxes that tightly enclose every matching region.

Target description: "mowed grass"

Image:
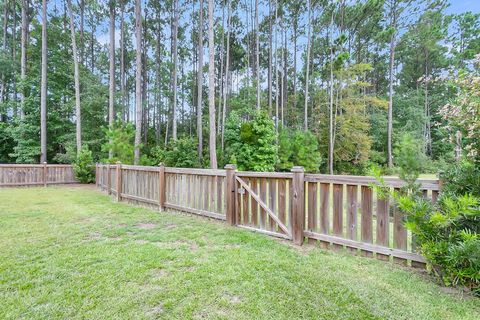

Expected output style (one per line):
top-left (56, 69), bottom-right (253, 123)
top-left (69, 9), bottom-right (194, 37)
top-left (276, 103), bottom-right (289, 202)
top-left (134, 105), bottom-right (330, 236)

top-left (0, 187), bottom-right (478, 320)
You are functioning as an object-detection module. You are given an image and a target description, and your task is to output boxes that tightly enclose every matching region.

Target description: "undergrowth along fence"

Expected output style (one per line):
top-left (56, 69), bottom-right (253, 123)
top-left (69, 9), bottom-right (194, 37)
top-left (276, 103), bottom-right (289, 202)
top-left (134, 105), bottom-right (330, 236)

top-left (0, 163), bottom-right (77, 187)
top-left (96, 163), bottom-right (441, 267)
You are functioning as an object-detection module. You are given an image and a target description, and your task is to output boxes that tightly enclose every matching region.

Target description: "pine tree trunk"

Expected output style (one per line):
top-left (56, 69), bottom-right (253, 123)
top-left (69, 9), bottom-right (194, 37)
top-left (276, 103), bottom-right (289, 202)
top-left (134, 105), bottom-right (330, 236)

top-left (387, 1), bottom-right (397, 168)
top-left (217, 3), bottom-right (225, 135)
top-left (171, 0), bottom-right (179, 141)
top-left (268, 0), bottom-right (273, 113)
top-left (328, 12), bottom-right (334, 174)
top-left (221, 0), bottom-right (232, 152)
top-left (274, 0), bottom-right (278, 131)
top-left (133, 0), bottom-right (143, 164)
top-left (255, 0), bottom-right (260, 109)
top-left (40, 0), bottom-right (47, 163)
top-left (67, 0), bottom-right (82, 154)
top-left (108, 2), bottom-right (115, 158)
top-left (120, 1), bottom-right (126, 122)
top-left (80, 0), bottom-right (84, 64)
top-left (197, 0), bottom-right (204, 161)
top-left (20, 0), bottom-right (28, 120)
top-left (207, 0), bottom-right (217, 168)
top-left (304, 0), bottom-right (311, 131)
top-left (0, 0), bottom-right (8, 122)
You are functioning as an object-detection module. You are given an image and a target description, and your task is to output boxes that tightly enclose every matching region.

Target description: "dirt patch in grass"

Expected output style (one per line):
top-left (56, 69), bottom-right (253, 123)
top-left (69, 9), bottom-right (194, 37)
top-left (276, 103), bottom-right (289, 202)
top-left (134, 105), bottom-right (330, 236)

top-left (135, 223), bottom-right (157, 230)
top-left (85, 231), bottom-right (102, 240)
top-left (147, 305), bottom-right (164, 316)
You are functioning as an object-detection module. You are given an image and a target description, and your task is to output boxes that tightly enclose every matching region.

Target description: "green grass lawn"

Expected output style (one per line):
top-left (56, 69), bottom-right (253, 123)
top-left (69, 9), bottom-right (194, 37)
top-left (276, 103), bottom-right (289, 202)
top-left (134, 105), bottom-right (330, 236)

top-left (0, 187), bottom-right (478, 320)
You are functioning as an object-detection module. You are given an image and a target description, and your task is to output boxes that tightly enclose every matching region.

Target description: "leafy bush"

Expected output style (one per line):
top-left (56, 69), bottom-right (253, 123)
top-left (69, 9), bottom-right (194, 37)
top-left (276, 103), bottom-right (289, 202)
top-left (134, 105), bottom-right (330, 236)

top-left (277, 128), bottom-right (322, 172)
top-left (150, 137), bottom-right (200, 168)
top-left (224, 110), bottom-right (278, 171)
top-left (399, 194), bottom-right (480, 295)
top-left (394, 134), bottom-right (427, 188)
top-left (441, 161), bottom-right (480, 197)
top-left (73, 145), bottom-right (95, 183)
top-left (101, 121), bottom-right (135, 164)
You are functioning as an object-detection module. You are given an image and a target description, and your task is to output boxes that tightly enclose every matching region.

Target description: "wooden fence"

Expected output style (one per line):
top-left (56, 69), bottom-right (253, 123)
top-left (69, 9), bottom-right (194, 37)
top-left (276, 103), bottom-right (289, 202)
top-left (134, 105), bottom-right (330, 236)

top-left (0, 163), bottom-right (77, 187)
top-left (96, 163), bottom-right (441, 266)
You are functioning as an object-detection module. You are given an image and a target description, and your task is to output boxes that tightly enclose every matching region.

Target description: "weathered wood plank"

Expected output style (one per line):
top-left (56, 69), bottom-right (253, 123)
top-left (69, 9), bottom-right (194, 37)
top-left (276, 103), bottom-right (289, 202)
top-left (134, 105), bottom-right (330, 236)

top-left (376, 195), bottom-right (390, 261)
top-left (361, 186), bottom-right (373, 257)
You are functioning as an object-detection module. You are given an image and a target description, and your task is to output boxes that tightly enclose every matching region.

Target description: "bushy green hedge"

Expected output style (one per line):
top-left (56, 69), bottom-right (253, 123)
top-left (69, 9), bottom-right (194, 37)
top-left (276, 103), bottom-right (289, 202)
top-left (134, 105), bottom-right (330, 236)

top-left (399, 193), bottom-right (480, 295)
top-left (149, 137), bottom-right (200, 168)
top-left (277, 128), bottom-right (322, 172)
top-left (224, 110), bottom-right (278, 171)
top-left (73, 145), bottom-right (95, 183)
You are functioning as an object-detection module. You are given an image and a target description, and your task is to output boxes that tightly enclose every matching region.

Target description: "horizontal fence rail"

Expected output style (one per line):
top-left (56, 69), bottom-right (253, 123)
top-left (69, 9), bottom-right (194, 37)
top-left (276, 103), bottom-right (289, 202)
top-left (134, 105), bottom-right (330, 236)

top-left (0, 163), bottom-right (77, 187)
top-left (96, 163), bottom-right (440, 267)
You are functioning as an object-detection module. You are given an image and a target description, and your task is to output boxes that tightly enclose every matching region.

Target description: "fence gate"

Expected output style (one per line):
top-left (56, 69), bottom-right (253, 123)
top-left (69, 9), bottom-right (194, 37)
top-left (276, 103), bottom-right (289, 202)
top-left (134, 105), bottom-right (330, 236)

top-left (233, 172), bottom-right (295, 240)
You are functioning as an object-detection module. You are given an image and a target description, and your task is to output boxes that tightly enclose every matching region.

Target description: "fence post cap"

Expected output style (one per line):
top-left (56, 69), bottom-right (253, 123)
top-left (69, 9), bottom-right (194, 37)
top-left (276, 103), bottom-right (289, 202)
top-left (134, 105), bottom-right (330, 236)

top-left (43, 162), bottom-right (47, 165)
top-left (291, 166), bottom-right (304, 173)
top-left (116, 161), bottom-right (121, 164)
top-left (158, 162), bottom-right (165, 167)
top-left (224, 164), bottom-right (236, 170)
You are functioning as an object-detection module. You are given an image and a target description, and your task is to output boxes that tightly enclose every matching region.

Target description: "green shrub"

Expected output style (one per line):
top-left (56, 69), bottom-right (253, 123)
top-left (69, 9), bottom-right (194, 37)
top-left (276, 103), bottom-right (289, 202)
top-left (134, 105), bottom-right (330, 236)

top-left (150, 137), bottom-right (200, 168)
top-left (101, 121), bottom-right (135, 164)
top-left (394, 134), bottom-right (427, 188)
top-left (372, 136), bottom-right (480, 296)
top-left (399, 193), bottom-right (480, 295)
top-left (441, 161), bottom-right (480, 197)
top-left (277, 128), bottom-right (322, 172)
top-left (73, 145), bottom-right (95, 183)
top-left (224, 110), bottom-right (278, 171)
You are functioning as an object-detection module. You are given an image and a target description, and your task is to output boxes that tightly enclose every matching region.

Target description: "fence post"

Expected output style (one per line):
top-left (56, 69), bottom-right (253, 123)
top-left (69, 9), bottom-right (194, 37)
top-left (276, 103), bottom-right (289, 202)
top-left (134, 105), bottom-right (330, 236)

top-left (43, 162), bottom-right (47, 187)
top-left (116, 162), bottom-right (122, 202)
top-left (107, 164), bottom-right (111, 195)
top-left (158, 163), bottom-right (166, 211)
top-left (95, 163), bottom-right (98, 187)
top-left (225, 164), bottom-right (237, 226)
top-left (291, 166), bottom-right (305, 245)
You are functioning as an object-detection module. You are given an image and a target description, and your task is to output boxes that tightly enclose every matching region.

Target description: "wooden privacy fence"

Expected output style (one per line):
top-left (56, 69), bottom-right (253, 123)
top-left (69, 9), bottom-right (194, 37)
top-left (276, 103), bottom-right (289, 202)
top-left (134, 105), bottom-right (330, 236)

top-left (0, 163), bottom-right (77, 187)
top-left (96, 163), bottom-right (441, 266)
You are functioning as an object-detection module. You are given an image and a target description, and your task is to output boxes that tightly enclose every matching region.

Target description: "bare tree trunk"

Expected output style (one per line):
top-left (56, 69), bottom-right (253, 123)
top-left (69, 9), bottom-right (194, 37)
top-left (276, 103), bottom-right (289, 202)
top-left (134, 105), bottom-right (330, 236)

top-left (133, 0), bottom-right (143, 164)
top-left (108, 2), bottom-right (115, 158)
top-left (255, 0), bottom-right (260, 109)
top-left (207, 0), bottom-right (217, 168)
top-left (0, 0), bottom-right (8, 122)
top-left (268, 0), bottom-right (272, 113)
top-left (221, 0), bottom-right (232, 152)
top-left (12, 0), bottom-right (17, 114)
top-left (20, 0), bottom-right (28, 120)
top-left (171, 0), bottom-right (179, 141)
top-left (304, 0), bottom-right (311, 131)
top-left (80, 0), bottom-right (84, 64)
top-left (197, 0), bottom-right (204, 161)
top-left (67, 0), bottom-right (82, 154)
top-left (424, 51), bottom-right (432, 156)
top-left (387, 1), bottom-right (397, 168)
top-left (120, 0), bottom-right (126, 122)
top-left (40, 0), bottom-right (47, 163)
top-left (274, 0), bottom-right (278, 131)
top-left (282, 22), bottom-right (287, 126)
top-left (217, 3), bottom-right (225, 135)
top-left (328, 12), bottom-right (334, 174)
